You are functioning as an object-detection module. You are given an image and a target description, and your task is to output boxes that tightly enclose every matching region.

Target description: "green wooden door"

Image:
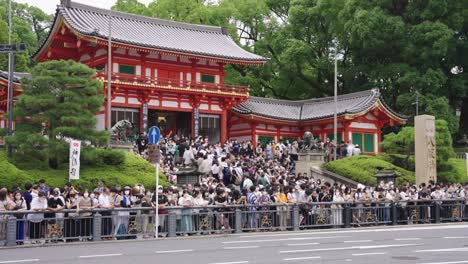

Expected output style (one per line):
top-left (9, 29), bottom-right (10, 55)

top-left (352, 133), bottom-right (362, 148)
top-left (364, 133), bottom-right (374, 153)
top-left (327, 133), bottom-right (343, 143)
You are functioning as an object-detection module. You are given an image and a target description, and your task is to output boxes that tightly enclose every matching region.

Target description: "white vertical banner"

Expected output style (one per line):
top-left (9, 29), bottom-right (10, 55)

top-left (69, 140), bottom-right (81, 180)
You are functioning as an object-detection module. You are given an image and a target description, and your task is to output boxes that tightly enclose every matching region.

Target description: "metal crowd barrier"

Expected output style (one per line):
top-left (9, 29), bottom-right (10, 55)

top-left (0, 199), bottom-right (467, 246)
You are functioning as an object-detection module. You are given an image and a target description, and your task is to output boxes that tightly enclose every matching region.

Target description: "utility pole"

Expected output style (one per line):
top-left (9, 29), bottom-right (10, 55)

top-left (333, 56), bottom-right (338, 160)
top-left (2, 1), bottom-right (26, 157)
top-left (107, 8), bottom-right (112, 147)
top-left (415, 90), bottom-right (419, 116)
top-left (7, 0), bottom-right (13, 157)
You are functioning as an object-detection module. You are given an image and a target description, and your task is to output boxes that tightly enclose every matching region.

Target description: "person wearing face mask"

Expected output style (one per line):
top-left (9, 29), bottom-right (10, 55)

top-left (12, 191), bottom-right (27, 244)
top-left (115, 186), bottom-right (132, 239)
top-left (178, 190), bottom-right (194, 235)
top-left (64, 191), bottom-right (80, 242)
top-left (332, 190), bottom-right (344, 226)
top-left (79, 190), bottom-right (94, 241)
top-left (152, 186), bottom-right (169, 237)
top-left (193, 190), bottom-right (209, 234)
top-left (28, 192), bottom-right (48, 243)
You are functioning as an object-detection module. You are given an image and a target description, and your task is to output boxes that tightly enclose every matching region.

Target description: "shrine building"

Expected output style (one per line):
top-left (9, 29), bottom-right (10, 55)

top-left (0, 0), bottom-right (406, 154)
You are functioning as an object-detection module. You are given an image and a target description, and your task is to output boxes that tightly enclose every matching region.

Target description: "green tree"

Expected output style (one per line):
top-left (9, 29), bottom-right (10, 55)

top-left (380, 120), bottom-right (456, 182)
top-left (0, 0), bottom-right (52, 71)
top-left (5, 60), bottom-right (109, 168)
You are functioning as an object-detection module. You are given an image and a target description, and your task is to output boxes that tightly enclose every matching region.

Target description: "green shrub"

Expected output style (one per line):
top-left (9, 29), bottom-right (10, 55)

top-left (96, 149), bottom-right (126, 165)
top-left (376, 153), bottom-right (415, 171)
top-left (0, 150), bottom-right (168, 191)
top-left (0, 151), bottom-right (35, 190)
top-left (322, 155), bottom-right (415, 185)
top-left (438, 158), bottom-right (468, 184)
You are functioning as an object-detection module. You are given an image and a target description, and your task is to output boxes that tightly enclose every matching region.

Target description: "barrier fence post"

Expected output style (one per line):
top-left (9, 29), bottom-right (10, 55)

top-left (93, 212), bottom-right (102, 241)
top-left (392, 202), bottom-right (398, 225)
top-left (235, 208), bottom-right (242, 233)
top-left (6, 215), bottom-right (17, 246)
top-left (168, 210), bottom-right (177, 238)
top-left (344, 204), bottom-right (351, 228)
top-left (292, 204), bottom-right (299, 231)
top-left (435, 202), bottom-right (441, 223)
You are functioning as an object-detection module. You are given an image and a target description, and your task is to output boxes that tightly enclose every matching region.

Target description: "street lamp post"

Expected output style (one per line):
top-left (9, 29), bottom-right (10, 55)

top-left (333, 56), bottom-right (338, 160)
top-left (107, 8), bottom-right (112, 147)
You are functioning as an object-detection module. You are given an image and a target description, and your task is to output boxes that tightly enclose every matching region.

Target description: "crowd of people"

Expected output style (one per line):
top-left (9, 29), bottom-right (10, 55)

top-left (1, 134), bottom-right (467, 245)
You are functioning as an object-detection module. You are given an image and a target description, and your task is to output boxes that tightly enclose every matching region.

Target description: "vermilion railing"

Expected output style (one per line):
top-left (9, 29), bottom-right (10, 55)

top-left (95, 72), bottom-right (249, 96)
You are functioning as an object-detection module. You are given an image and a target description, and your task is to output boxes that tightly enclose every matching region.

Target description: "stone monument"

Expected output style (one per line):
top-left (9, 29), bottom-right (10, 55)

top-left (296, 131), bottom-right (324, 176)
top-left (415, 115), bottom-right (437, 185)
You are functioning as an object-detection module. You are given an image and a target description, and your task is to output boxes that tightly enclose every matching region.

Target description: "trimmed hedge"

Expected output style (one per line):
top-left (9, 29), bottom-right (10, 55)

top-left (322, 155), bottom-right (415, 185)
top-left (437, 158), bottom-right (468, 184)
top-left (0, 150), bottom-right (168, 191)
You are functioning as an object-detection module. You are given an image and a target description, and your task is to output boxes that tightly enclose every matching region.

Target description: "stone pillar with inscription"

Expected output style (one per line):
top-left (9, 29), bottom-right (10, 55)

top-left (415, 115), bottom-right (437, 186)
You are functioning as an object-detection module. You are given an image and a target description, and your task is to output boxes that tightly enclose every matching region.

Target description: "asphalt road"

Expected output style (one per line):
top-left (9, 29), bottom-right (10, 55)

top-left (1, 224), bottom-right (468, 264)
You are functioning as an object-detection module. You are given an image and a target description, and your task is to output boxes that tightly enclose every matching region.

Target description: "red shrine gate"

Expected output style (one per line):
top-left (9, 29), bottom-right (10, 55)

top-left (30, 0), bottom-right (266, 143)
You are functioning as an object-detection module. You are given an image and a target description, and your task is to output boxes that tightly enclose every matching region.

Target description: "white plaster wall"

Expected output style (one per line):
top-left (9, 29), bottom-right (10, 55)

top-left (95, 113), bottom-right (105, 131)
top-left (112, 96), bottom-right (125, 103)
top-left (349, 122), bottom-right (377, 129)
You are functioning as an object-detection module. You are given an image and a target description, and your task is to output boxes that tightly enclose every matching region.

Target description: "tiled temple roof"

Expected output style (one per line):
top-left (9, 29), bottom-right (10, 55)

top-left (39, 0), bottom-right (267, 63)
top-left (0, 71), bottom-right (31, 83)
top-left (232, 89), bottom-right (405, 121)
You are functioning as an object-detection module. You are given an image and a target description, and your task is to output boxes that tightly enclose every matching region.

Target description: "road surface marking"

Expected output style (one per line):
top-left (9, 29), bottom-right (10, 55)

top-left (358, 243), bottom-right (424, 249)
top-left (223, 236), bottom-right (350, 244)
top-left (280, 243), bottom-right (423, 253)
top-left (395, 238), bottom-right (421, 241)
top-left (287, 242), bottom-right (320, 246)
top-left (417, 261), bottom-right (468, 264)
top-left (415, 248), bottom-right (468, 253)
top-left (352, 252), bottom-right (386, 256)
top-left (238, 224), bottom-right (468, 238)
top-left (223, 246), bottom-right (259, 250)
top-left (283, 256), bottom-right (321, 261)
top-left (79, 254), bottom-right (122, 259)
top-left (208, 262), bottom-right (249, 264)
top-left (443, 236), bottom-right (468, 239)
top-left (0, 260), bottom-right (39, 264)
top-left (344, 240), bottom-right (373, 243)
top-left (156, 249), bottom-right (194, 254)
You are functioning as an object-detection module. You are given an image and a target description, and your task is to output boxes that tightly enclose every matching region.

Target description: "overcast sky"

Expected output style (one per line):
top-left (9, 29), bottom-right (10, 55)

top-left (16, 0), bottom-right (153, 15)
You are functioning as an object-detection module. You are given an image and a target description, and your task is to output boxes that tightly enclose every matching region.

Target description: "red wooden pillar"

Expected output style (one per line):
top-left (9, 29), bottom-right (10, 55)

top-left (276, 125), bottom-right (281, 142)
top-left (251, 123), bottom-right (257, 148)
top-left (343, 121), bottom-right (350, 142)
top-left (220, 109), bottom-right (227, 144)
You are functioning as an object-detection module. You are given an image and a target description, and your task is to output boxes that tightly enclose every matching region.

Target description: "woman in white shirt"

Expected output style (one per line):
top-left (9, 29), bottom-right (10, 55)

top-left (28, 192), bottom-right (48, 242)
top-left (178, 190), bottom-right (194, 235)
top-left (332, 190), bottom-right (345, 226)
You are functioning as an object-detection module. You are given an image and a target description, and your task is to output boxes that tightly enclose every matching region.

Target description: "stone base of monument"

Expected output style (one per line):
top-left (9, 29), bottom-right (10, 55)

top-left (110, 144), bottom-right (134, 153)
top-left (296, 152), bottom-right (324, 176)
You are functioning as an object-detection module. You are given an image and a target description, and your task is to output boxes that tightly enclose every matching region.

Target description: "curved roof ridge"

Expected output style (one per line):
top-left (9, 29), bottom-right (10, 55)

top-left (249, 89), bottom-right (377, 105)
top-left (63, 1), bottom-right (224, 34)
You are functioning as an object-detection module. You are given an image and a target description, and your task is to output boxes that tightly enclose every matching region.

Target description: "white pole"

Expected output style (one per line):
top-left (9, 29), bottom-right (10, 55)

top-left (107, 8), bottom-right (112, 146)
top-left (6, 0), bottom-right (13, 157)
top-left (333, 56), bottom-right (338, 160)
top-left (155, 156), bottom-right (159, 239)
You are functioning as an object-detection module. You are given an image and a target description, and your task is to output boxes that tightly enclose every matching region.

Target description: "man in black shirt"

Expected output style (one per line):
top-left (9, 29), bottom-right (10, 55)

top-left (136, 133), bottom-right (148, 154)
top-left (46, 190), bottom-right (64, 223)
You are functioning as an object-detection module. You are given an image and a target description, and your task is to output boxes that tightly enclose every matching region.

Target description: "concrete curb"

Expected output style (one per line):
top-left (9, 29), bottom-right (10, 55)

top-left (2, 222), bottom-right (466, 250)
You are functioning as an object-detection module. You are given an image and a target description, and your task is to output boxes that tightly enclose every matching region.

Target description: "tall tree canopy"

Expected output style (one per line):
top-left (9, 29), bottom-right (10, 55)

top-left (5, 60), bottom-right (109, 168)
top-left (112, 0), bottom-right (467, 137)
top-left (0, 0), bottom-right (52, 72)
